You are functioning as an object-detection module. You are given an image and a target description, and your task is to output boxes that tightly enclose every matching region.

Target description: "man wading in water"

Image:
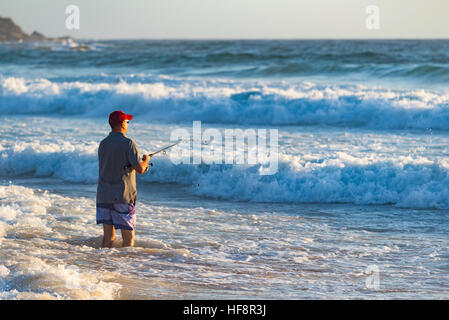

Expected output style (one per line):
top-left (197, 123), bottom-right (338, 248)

top-left (96, 110), bottom-right (150, 247)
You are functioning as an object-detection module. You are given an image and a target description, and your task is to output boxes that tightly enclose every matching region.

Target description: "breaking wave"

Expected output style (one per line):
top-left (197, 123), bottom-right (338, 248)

top-left (1, 76), bottom-right (449, 130)
top-left (2, 143), bottom-right (449, 209)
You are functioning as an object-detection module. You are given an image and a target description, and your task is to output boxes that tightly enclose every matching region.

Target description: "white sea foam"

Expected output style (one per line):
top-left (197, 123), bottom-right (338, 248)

top-left (1, 76), bottom-right (449, 129)
top-left (133, 153), bottom-right (449, 208)
top-left (1, 138), bottom-right (449, 208)
top-left (0, 141), bottom-right (98, 183)
top-left (24, 38), bottom-right (92, 52)
top-left (0, 265), bottom-right (9, 278)
top-left (0, 258), bottom-right (121, 300)
top-left (0, 182), bottom-right (447, 299)
top-left (0, 184), bottom-right (122, 300)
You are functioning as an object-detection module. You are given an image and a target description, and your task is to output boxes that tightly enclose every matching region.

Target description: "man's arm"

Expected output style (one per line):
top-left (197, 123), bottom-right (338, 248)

top-left (133, 155), bottom-right (150, 174)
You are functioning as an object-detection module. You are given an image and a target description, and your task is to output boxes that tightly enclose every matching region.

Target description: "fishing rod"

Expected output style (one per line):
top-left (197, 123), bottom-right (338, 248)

top-left (148, 141), bottom-right (181, 158)
top-left (124, 140), bottom-right (181, 171)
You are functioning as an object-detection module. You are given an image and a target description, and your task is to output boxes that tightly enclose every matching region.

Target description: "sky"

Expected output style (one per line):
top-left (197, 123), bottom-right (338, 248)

top-left (1, 0), bottom-right (448, 39)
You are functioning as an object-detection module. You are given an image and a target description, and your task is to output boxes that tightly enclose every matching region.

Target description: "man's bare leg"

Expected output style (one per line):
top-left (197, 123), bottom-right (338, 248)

top-left (102, 224), bottom-right (115, 248)
top-left (121, 229), bottom-right (135, 247)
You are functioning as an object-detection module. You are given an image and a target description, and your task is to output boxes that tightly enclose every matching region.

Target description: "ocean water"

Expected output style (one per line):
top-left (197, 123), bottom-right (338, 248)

top-left (1, 40), bottom-right (449, 299)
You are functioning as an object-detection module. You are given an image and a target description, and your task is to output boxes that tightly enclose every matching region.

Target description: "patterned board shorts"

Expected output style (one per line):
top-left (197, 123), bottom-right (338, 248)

top-left (96, 203), bottom-right (136, 230)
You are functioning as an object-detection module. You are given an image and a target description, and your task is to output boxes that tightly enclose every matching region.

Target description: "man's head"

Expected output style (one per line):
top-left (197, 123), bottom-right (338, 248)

top-left (109, 110), bottom-right (133, 133)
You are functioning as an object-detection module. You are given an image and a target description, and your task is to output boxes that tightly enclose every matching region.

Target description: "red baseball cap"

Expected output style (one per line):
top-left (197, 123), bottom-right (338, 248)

top-left (109, 110), bottom-right (133, 127)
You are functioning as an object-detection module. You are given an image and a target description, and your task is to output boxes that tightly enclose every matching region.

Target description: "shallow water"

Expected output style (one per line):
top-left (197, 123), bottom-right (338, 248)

top-left (1, 178), bottom-right (449, 299)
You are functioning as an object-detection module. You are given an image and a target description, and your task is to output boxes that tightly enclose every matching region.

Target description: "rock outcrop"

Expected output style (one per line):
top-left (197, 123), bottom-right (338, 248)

top-left (0, 16), bottom-right (73, 42)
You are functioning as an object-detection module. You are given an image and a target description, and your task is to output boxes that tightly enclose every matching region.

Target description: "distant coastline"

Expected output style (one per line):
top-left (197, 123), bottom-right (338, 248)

top-left (0, 16), bottom-right (73, 42)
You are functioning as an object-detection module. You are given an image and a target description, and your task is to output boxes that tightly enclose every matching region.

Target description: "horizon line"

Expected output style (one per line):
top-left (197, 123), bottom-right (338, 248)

top-left (71, 37), bottom-right (449, 41)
